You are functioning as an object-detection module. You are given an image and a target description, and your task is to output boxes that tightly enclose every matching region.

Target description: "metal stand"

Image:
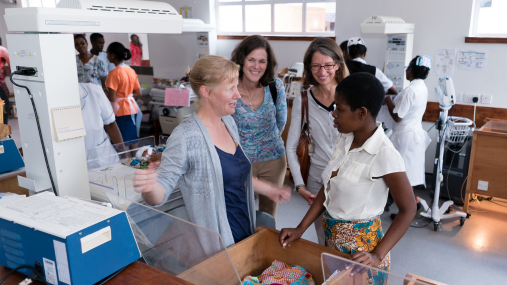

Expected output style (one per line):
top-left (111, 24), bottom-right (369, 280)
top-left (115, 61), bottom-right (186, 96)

top-left (419, 106), bottom-right (467, 231)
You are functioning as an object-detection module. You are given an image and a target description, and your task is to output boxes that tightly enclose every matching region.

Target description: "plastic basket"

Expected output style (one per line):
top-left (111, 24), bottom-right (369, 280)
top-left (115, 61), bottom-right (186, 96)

top-left (445, 116), bottom-right (473, 143)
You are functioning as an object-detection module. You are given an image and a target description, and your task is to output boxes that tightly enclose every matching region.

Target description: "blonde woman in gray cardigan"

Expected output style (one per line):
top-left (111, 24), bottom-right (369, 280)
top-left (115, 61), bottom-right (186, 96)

top-left (134, 56), bottom-right (290, 247)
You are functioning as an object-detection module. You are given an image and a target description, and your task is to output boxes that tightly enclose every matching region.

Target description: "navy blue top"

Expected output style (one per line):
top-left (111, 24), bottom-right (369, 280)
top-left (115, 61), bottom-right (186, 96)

top-left (215, 145), bottom-right (252, 243)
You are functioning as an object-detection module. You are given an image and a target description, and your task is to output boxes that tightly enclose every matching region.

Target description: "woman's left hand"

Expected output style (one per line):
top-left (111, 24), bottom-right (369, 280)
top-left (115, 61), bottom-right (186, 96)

top-left (268, 185), bottom-right (292, 204)
top-left (348, 251), bottom-right (383, 275)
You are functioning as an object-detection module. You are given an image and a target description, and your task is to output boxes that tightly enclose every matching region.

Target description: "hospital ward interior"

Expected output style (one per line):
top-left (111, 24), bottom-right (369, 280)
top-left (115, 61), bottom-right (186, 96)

top-left (1, 0), bottom-right (507, 284)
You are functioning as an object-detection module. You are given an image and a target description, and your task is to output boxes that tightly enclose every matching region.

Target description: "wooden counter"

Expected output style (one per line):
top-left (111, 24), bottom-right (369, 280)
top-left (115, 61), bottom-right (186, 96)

top-left (0, 168), bottom-right (28, 196)
top-left (0, 261), bottom-right (192, 285)
top-left (464, 119), bottom-right (507, 213)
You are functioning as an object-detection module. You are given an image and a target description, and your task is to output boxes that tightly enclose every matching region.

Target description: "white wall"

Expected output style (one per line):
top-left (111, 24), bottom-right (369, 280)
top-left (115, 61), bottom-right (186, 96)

top-left (0, 1), bottom-right (23, 93)
top-left (336, 0), bottom-right (507, 109)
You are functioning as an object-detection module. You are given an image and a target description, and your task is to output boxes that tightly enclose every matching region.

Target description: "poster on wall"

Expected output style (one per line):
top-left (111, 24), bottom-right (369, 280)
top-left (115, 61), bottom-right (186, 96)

top-left (434, 48), bottom-right (456, 77)
top-left (457, 49), bottom-right (488, 71)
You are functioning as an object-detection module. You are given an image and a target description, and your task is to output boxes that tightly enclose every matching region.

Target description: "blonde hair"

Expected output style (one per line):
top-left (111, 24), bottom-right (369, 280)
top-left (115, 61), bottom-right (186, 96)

top-left (185, 55), bottom-right (240, 106)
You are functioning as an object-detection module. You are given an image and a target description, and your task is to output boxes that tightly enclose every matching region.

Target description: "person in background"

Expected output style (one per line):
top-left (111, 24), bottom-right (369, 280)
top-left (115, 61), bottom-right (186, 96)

top-left (230, 35), bottom-right (287, 221)
top-left (130, 34), bottom-right (142, 66)
top-left (89, 33), bottom-right (116, 72)
top-left (74, 34), bottom-right (108, 94)
top-left (106, 42), bottom-right (141, 149)
top-left (0, 37), bottom-right (10, 124)
top-left (133, 55), bottom-right (290, 247)
top-left (385, 56), bottom-right (433, 219)
top-left (339, 40), bottom-right (350, 60)
top-left (345, 37), bottom-right (398, 95)
top-left (286, 37), bottom-right (349, 245)
top-left (79, 82), bottom-right (124, 169)
top-left (280, 73), bottom-right (416, 284)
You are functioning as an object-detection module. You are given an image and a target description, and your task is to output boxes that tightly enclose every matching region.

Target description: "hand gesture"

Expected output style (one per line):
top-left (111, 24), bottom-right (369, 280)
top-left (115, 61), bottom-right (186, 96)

top-left (133, 163), bottom-right (158, 193)
top-left (268, 185), bottom-right (292, 204)
top-left (279, 227), bottom-right (304, 249)
top-left (297, 187), bottom-right (316, 205)
top-left (347, 251), bottom-right (383, 276)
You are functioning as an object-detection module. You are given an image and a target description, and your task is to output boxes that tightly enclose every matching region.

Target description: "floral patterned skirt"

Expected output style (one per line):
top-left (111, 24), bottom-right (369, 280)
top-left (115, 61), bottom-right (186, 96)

top-left (323, 211), bottom-right (390, 285)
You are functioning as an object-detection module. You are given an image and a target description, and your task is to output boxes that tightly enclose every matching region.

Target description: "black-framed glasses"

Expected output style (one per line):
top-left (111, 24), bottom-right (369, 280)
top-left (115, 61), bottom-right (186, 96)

top-left (310, 64), bottom-right (337, 71)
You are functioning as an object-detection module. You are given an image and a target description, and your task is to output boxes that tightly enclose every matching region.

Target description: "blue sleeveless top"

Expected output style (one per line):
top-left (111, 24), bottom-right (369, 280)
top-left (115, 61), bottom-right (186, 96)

top-left (215, 146), bottom-right (252, 243)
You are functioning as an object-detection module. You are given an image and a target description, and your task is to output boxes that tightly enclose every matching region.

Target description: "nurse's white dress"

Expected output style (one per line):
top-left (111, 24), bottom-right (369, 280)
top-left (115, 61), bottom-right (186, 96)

top-left (390, 79), bottom-right (431, 186)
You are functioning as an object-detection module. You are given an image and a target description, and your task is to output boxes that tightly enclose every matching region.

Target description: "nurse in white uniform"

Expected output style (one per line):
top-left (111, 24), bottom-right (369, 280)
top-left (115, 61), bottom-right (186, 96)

top-left (385, 55), bottom-right (432, 213)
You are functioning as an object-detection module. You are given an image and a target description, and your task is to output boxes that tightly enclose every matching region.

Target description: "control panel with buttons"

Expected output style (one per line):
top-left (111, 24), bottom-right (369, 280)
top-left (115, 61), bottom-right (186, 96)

top-left (384, 34), bottom-right (413, 93)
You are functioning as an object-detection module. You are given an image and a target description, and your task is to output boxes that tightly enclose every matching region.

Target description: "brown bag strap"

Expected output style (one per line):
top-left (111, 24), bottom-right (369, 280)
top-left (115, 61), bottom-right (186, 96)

top-left (300, 90), bottom-right (310, 136)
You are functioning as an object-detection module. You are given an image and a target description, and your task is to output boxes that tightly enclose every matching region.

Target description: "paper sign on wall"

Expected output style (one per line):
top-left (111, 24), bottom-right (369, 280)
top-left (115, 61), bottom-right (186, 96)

top-left (164, 88), bottom-right (190, 107)
top-left (435, 48), bottom-right (456, 77)
top-left (457, 49), bottom-right (488, 71)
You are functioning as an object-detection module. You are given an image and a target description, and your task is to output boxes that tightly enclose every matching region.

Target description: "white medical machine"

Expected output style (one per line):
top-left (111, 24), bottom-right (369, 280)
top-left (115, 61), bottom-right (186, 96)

top-left (419, 77), bottom-right (470, 231)
top-left (360, 16), bottom-right (414, 93)
top-left (3, 0), bottom-right (187, 199)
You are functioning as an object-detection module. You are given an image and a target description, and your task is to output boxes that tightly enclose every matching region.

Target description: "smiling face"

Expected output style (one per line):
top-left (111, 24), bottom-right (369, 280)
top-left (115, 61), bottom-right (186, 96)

top-left (207, 78), bottom-right (241, 117)
top-left (74, 37), bottom-right (88, 55)
top-left (242, 48), bottom-right (268, 84)
top-left (332, 93), bottom-right (364, 134)
top-left (311, 51), bottom-right (339, 86)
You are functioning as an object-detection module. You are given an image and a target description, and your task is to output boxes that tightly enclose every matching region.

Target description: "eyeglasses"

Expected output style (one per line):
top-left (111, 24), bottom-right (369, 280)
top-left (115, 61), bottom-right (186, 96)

top-left (310, 64), bottom-right (337, 71)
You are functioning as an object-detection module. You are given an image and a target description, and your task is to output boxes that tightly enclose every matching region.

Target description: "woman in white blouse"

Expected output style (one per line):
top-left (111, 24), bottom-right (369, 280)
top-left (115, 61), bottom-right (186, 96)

top-left (280, 73), bottom-right (415, 284)
top-left (286, 37), bottom-right (349, 245)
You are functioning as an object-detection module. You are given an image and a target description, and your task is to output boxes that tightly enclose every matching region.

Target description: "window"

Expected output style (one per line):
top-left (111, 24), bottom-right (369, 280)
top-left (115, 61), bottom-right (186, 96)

top-left (471, 0), bottom-right (507, 37)
top-left (217, 0), bottom-right (336, 36)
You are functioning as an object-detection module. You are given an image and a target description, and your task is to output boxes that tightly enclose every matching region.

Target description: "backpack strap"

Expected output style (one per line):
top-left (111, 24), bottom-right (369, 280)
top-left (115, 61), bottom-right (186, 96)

top-left (268, 81), bottom-right (277, 105)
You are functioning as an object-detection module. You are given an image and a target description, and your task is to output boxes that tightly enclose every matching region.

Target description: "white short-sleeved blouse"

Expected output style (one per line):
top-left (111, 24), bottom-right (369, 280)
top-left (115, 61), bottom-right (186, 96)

top-left (322, 122), bottom-right (406, 220)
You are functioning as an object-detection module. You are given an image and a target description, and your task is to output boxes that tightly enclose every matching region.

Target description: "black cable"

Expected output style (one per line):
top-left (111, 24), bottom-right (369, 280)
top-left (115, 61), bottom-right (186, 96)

top-left (97, 266), bottom-right (126, 285)
top-left (10, 70), bottom-right (57, 196)
top-left (0, 265), bottom-right (50, 285)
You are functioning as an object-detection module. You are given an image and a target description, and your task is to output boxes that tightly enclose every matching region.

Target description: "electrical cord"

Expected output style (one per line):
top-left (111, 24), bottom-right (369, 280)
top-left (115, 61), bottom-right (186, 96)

top-left (10, 70), bottom-right (57, 195)
top-left (0, 265), bottom-right (50, 285)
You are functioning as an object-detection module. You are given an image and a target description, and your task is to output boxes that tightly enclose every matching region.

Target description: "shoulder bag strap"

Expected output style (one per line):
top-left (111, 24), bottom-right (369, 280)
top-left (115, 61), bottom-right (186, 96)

top-left (269, 81), bottom-right (277, 104)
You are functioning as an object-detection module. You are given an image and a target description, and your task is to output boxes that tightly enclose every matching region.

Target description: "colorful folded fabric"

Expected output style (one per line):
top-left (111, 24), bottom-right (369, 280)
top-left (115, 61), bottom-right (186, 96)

top-left (242, 260), bottom-right (315, 285)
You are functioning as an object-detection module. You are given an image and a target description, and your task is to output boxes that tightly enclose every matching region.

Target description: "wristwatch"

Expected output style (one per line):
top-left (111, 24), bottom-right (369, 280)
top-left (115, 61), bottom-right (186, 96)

top-left (294, 185), bottom-right (305, 193)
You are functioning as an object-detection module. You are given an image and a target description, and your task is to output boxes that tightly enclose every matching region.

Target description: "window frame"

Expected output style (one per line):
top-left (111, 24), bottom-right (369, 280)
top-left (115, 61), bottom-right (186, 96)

top-left (216, 0), bottom-right (336, 36)
top-left (470, 0), bottom-right (507, 38)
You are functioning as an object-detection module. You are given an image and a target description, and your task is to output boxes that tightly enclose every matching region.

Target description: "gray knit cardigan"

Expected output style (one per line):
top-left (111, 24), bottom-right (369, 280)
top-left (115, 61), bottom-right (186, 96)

top-left (154, 112), bottom-right (256, 247)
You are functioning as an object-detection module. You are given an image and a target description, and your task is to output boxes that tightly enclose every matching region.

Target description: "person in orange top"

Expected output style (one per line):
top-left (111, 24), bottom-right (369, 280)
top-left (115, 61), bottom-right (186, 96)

top-left (106, 42), bottom-right (141, 149)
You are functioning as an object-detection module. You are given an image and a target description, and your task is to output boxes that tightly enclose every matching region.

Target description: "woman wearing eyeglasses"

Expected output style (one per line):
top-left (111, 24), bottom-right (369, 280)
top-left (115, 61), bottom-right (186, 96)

top-left (286, 37), bottom-right (349, 245)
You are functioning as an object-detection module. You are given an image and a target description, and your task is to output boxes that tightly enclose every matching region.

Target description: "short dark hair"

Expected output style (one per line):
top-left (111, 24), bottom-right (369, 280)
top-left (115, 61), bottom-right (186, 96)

top-left (0, 37), bottom-right (3, 45)
top-left (335, 72), bottom-right (385, 118)
top-left (231, 35), bottom-right (277, 88)
top-left (302, 37), bottom-right (349, 87)
top-left (90, 33), bottom-right (104, 42)
top-left (348, 44), bottom-right (367, 59)
top-left (339, 41), bottom-right (348, 53)
top-left (409, 56), bottom-right (430, 80)
top-left (107, 42), bottom-right (132, 61)
top-left (130, 34), bottom-right (138, 40)
top-left (74, 34), bottom-right (87, 43)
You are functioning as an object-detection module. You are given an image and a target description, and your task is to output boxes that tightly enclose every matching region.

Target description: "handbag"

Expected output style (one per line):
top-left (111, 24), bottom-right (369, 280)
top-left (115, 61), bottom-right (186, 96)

top-left (295, 90), bottom-right (314, 185)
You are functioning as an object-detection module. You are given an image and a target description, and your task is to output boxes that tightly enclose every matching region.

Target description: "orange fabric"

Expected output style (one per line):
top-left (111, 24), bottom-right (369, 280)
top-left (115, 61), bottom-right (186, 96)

top-left (107, 66), bottom-right (140, 117)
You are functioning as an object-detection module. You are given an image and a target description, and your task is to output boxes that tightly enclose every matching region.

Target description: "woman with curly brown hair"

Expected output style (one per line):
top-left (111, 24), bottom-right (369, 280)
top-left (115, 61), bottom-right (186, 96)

top-left (230, 35), bottom-right (288, 221)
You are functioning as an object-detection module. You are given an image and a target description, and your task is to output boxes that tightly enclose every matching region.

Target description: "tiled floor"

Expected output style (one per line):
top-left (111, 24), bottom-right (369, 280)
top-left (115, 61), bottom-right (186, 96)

top-left (277, 176), bottom-right (507, 284)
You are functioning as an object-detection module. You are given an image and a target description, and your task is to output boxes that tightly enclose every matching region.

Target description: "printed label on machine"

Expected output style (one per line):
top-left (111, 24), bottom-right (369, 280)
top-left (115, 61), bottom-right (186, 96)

top-left (43, 257), bottom-right (58, 285)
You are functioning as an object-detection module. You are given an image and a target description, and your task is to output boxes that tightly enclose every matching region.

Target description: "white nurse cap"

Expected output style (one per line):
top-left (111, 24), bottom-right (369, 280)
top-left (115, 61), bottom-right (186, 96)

top-left (415, 55), bottom-right (432, 69)
top-left (347, 37), bottom-right (365, 49)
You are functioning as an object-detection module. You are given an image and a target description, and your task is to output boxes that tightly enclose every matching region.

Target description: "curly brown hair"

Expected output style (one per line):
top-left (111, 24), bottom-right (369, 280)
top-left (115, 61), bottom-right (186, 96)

top-left (231, 35), bottom-right (278, 88)
top-left (302, 37), bottom-right (349, 88)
